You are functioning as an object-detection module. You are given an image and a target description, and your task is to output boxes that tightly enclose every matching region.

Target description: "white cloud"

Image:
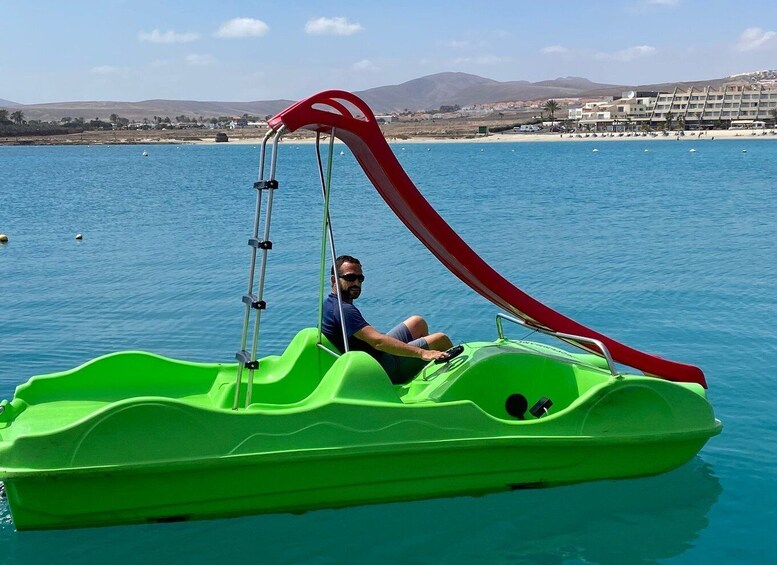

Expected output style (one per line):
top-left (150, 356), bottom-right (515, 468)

top-left (540, 44), bottom-right (655, 61)
top-left (441, 39), bottom-right (489, 49)
top-left (542, 45), bottom-right (569, 54)
top-left (91, 65), bottom-right (122, 75)
top-left (305, 17), bottom-right (363, 36)
top-left (215, 18), bottom-right (269, 38)
top-left (185, 54), bottom-right (216, 66)
top-left (139, 29), bottom-right (199, 44)
top-left (596, 45), bottom-right (656, 61)
top-left (352, 59), bottom-right (379, 72)
top-left (736, 27), bottom-right (777, 51)
top-left (441, 40), bottom-right (474, 49)
top-left (628, 0), bottom-right (679, 13)
top-left (454, 55), bottom-right (510, 65)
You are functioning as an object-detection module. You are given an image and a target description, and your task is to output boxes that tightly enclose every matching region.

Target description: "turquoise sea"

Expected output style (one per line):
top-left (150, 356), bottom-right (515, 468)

top-left (1, 138), bottom-right (775, 563)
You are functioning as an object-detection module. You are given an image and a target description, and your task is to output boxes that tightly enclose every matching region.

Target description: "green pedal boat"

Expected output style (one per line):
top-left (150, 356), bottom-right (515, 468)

top-left (0, 325), bottom-right (720, 530)
top-left (0, 90), bottom-right (721, 530)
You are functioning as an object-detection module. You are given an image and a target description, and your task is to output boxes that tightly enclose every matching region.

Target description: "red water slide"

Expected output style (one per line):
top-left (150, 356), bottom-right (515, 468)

top-left (268, 91), bottom-right (706, 387)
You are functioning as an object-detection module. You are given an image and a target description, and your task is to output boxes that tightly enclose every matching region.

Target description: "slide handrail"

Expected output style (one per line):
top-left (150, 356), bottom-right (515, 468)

top-left (496, 313), bottom-right (618, 377)
top-left (268, 90), bottom-right (707, 387)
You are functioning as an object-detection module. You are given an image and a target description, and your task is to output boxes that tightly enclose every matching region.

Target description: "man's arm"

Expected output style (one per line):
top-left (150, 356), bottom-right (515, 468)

top-left (354, 325), bottom-right (446, 362)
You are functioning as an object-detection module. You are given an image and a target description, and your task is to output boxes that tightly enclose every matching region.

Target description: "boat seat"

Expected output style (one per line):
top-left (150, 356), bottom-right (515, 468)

top-left (243, 350), bottom-right (401, 411)
top-left (209, 328), bottom-right (337, 408)
top-left (307, 350), bottom-right (402, 404)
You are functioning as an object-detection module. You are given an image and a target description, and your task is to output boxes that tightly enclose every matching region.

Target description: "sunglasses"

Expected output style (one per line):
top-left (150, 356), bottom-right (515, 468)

top-left (339, 274), bottom-right (365, 283)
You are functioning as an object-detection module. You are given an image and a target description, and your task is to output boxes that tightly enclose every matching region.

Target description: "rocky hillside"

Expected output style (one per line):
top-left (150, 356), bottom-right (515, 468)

top-left (5, 70), bottom-right (773, 122)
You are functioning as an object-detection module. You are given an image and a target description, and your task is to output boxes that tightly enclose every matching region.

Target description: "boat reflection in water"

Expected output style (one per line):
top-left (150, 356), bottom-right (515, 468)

top-left (2, 458), bottom-right (720, 563)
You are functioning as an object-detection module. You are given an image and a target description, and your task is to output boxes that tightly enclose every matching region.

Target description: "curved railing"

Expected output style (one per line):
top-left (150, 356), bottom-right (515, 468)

top-left (268, 91), bottom-right (707, 387)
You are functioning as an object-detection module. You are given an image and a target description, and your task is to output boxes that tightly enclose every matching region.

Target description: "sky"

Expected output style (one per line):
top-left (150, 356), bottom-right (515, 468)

top-left (2, 0), bottom-right (777, 104)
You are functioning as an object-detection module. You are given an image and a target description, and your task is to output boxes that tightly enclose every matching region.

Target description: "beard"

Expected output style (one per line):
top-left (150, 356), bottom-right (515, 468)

top-left (344, 286), bottom-right (361, 300)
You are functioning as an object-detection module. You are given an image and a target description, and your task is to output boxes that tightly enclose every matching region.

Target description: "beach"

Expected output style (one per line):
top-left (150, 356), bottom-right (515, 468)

top-left (375, 128), bottom-right (777, 144)
top-left (3, 125), bottom-right (776, 146)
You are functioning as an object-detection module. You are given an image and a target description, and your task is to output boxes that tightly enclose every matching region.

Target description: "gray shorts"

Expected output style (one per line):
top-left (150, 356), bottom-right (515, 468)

top-left (378, 323), bottom-right (429, 385)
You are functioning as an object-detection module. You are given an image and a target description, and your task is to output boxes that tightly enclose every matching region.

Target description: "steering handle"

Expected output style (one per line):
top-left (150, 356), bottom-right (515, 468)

top-left (434, 344), bottom-right (464, 364)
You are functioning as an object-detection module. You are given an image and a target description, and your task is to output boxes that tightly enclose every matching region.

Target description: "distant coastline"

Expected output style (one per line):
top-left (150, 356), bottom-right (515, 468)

top-left (5, 70), bottom-right (777, 148)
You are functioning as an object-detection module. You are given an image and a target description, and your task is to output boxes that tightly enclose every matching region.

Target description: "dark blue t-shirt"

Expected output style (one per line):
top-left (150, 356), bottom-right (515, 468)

top-left (322, 293), bottom-right (380, 358)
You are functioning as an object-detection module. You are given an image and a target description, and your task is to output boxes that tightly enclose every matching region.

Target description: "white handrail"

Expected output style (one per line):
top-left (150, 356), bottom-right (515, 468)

top-left (496, 313), bottom-right (619, 376)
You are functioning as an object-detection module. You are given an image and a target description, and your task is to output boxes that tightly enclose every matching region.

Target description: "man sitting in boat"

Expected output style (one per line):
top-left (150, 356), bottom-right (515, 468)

top-left (322, 255), bottom-right (453, 384)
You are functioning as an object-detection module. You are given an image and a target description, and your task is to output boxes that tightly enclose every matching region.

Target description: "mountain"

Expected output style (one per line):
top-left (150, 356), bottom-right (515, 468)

top-left (533, 76), bottom-right (607, 89)
top-left (355, 73), bottom-right (623, 112)
top-left (7, 70), bottom-right (772, 122)
top-left (13, 98), bottom-right (295, 122)
top-left (2, 73), bottom-right (629, 121)
top-left (355, 72), bottom-right (504, 112)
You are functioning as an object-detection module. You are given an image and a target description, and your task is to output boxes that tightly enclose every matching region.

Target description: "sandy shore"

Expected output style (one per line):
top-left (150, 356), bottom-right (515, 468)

top-left (3, 127), bottom-right (776, 146)
top-left (474, 129), bottom-right (777, 143)
top-left (196, 128), bottom-right (777, 145)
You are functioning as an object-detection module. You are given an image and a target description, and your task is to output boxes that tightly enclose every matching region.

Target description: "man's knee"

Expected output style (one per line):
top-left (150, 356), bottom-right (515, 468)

top-left (404, 315), bottom-right (428, 339)
top-left (427, 332), bottom-right (453, 351)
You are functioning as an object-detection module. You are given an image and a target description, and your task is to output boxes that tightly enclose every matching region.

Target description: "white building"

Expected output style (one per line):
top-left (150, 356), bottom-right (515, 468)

top-left (568, 84), bottom-right (777, 130)
top-left (650, 84), bottom-right (777, 127)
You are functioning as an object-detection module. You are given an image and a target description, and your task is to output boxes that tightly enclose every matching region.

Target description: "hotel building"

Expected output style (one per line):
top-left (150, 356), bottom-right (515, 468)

top-left (570, 83), bottom-right (777, 130)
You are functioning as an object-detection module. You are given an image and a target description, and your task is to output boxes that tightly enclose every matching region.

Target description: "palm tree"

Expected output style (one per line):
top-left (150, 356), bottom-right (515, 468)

top-left (0, 109), bottom-right (8, 123)
top-left (665, 111), bottom-right (674, 131)
top-left (543, 100), bottom-right (560, 124)
top-left (770, 108), bottom-right (777, 126)
top-left (10, 110), bottom-right (24, 125)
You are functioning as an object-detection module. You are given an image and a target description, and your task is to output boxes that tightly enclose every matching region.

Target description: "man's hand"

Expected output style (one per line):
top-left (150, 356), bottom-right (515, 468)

top-left (421, 349), bottom-right (447, 362)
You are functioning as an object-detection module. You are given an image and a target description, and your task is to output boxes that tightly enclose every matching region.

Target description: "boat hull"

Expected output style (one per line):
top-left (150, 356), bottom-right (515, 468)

top-left (0, 330), bottom-right (721, 530)
top-left (3, 432), bottom-right (716, 530)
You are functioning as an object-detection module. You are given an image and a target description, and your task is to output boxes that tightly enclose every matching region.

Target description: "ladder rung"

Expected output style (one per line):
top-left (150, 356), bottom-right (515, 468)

top-left (248, 238), bottom-right (272, 249)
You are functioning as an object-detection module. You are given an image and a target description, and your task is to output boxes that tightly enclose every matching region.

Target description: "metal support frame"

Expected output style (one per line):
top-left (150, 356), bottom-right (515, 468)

top-left (315, 130), bottom-right (347, 358)
top-left (495, 313), bottom-right (619, 376)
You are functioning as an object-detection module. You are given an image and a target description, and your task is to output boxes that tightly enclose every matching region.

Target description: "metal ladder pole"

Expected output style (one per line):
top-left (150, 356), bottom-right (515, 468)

top-left (243, 127), bottom-right (285, 407)
top-left (315, 130), bottom-right (349, 353)
top-left (233, 129), bottom-right (272, 409)
top-left (233, 128), bottom-right (282, 410)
